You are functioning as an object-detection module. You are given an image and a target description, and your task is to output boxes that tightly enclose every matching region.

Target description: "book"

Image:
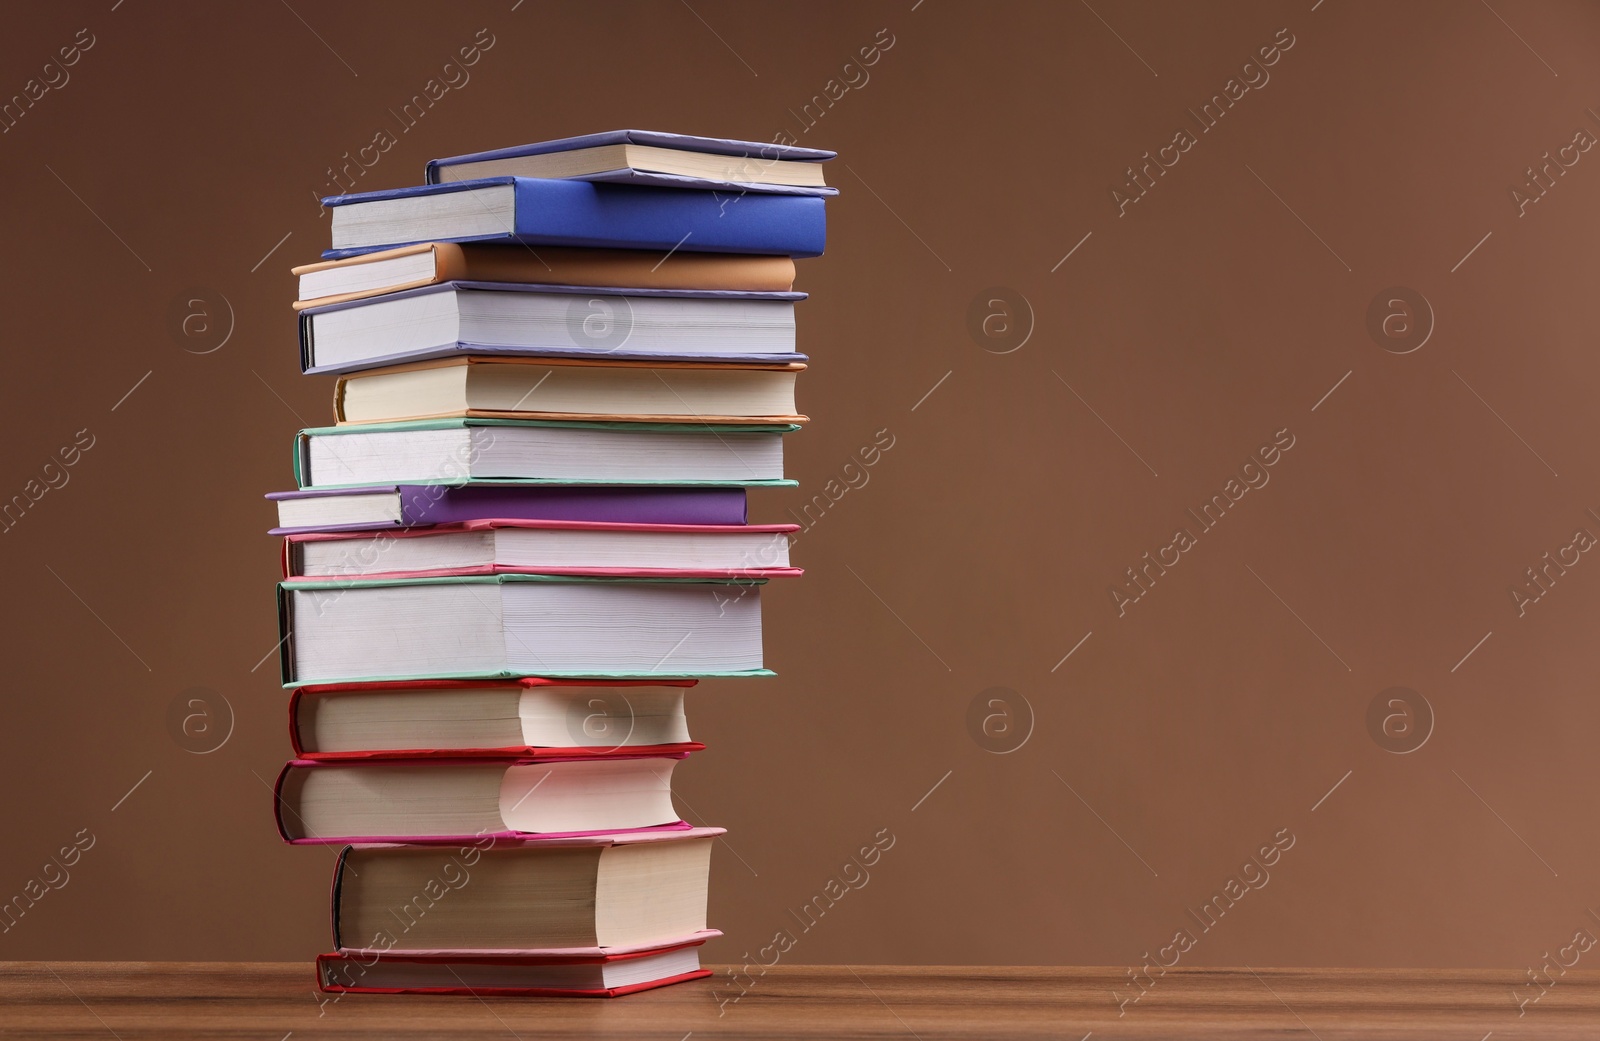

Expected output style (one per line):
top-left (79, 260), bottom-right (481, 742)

top-left (316, 932), bottom-right (719, 996)
top-left (329, 830), bottom-right (718, 951)
top-left (321, 176), bottom-right (826, 258)
top-left (278, 573), bottom-right (769, 684)
top-left (267, 484), bottom-right (749, 535)
top-left (289, 679), bottom-right (699, 760)
top-left (293, 242), bottom-right (797, 310)
top-left (283, 519), bottom-right (798, 581)
top-left (299, 281), bottom-right (803, 374)
top-left (274, 755), bottom-right (689, 843)
top-left (293, 419), bottom-right (795, 490)
top-left (425, 129), bottom-right (835, 195)
top-left (333, 357), bottom-right (806, 425)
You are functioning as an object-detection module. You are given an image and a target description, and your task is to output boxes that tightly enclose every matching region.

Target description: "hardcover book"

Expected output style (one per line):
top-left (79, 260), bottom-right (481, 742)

top-left (278, 573), bottom-right (770, 684)
top-left (292, 418), bottom-right (796, 490)
top-left (329, 830), bottom-right (719, 952)
top-left (274, 755), bottom-right (691, 843)
top-left (282, 519), bottom-right (798, 581)
top-left (298, 281), bottom-right (805, 374)
top-left (316, 931), bottom-right (720, 996)
top-left (425, 129), bottom-right (837, 195)
top-left (321, 176), bottom-right (826, 258)
top-left (333, 357), bottom-right (806, 426)
top-left (289, 678), bottom-right (699, 760)
top-left (267, 484), bottom-right (750, 534)
top-left (293, 242), bottom-right (798, 309)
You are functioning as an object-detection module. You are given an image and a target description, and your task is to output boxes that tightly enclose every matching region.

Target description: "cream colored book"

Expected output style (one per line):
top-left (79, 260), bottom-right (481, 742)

top-left (334, 356), bottom-right (806, 425)
top-left (426, 129), bottom-right (834, 189)
top-left (332, 831), bottom-right (717, 950)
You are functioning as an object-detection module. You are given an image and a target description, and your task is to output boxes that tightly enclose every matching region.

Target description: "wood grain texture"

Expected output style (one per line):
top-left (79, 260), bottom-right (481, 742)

top-left (1, 963), bottom-right (1594, 1039)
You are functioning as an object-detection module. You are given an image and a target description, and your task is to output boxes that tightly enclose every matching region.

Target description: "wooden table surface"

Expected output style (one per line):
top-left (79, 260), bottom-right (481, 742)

top-left (4, 963), bottom-right (1595, 1039)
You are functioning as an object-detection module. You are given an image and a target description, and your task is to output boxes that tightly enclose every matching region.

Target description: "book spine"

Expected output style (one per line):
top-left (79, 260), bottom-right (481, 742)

top-left (329, 846), bottom-right (352, 950)
top-left (298, 312), bottom-right (316, 372)
top-left (272, 762), bottom-right (295, 842)
top-left (430, 242), bottom-right (466, 282)
top-left (292, 434), bottom-right (308, 488)
top-left (277, 584), bottom-right (296, 686)
top-left (286, 688), bottom-right (306, 757)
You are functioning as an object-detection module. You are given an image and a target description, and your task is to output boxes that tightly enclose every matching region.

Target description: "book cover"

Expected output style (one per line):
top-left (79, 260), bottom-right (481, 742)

top-left (288, 676), bottom-right (702, 760)
top-left (292, 242), bottom-right (799, 309)
top-left (316, 929), bottom-right (721, 996)
top-left (266, 484), bottom-right (750, 534)
top-left (273, 755), bottom-right (696, 844)
top-left (298, 280), bottom-right (807, 374)
top-left (281, 518), bottom-right (803, 582)
top-left (321, 176), bottom-right (827, 259)
top-left (291, 417), bottom-right (800, 491)
top-left (276, 572), bottom-right (775, 686)
top-left (425, 129), bottom-right (838, 196)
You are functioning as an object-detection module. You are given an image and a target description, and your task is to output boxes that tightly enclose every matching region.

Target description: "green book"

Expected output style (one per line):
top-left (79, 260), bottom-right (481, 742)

top-left (294, 417), bottom-right (801, 489)
top-left (279, 573), bottom-right (774, 687)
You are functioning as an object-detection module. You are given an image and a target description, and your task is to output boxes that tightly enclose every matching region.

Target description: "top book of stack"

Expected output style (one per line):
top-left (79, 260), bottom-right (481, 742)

top-left (318, 130), bottom-right (833, 260)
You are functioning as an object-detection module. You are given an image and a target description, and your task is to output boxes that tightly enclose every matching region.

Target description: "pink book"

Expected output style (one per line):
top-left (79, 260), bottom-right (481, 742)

top-left (317, 930), bottom-right (722, 997)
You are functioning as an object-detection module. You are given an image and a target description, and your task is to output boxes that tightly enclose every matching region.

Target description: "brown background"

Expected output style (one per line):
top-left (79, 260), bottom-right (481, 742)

top-left (4, 0), bottom-right (1600, 971)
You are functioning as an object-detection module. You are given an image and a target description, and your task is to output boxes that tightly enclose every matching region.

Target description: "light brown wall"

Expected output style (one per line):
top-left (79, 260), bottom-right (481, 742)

top-left (3, 0), bottom-right (1599, 973)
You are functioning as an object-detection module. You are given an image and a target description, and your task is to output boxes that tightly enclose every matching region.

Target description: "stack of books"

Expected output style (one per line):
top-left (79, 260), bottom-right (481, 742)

top-left (265, 130), bottom-right (834, 997)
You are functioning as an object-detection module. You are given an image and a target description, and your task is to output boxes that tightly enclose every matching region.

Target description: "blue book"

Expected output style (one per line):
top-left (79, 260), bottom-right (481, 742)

top-left (322, 176), bottom-right (826, 260)
top-left (297, 281), bottom-right (807, 374)
top-left (425, 129), bottom-right (838, 197)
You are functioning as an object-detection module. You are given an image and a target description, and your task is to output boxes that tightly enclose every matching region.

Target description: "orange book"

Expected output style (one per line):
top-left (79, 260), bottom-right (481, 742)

top-left (292, 242), bottom-right (796, 310)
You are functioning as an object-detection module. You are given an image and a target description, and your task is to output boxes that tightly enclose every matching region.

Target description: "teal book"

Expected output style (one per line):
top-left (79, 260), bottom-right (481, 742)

top-left (295, 418), bottom-right (799, 490)
top-left (278, 573), bottom-right (773, 687)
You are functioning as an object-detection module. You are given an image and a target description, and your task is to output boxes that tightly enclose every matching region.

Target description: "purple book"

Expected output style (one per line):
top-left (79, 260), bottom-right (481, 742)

top-left (266, 484), bottom-right (747, 535)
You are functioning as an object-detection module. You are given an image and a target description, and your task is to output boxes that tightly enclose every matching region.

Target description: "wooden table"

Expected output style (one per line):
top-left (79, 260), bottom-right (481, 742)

top-left (4, 963), bottom-right (1595, 1038)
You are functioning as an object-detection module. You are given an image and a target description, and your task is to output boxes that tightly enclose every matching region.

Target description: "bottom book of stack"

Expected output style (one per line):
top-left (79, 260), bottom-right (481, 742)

top-left (318, 933), bottom-right (719, 996)
top-left (318, 829), bottom-right (720, 996)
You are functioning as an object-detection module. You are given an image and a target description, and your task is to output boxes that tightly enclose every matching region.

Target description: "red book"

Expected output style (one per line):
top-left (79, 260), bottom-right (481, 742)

top-left (274, 754), bottom-right (696, 844)
top-left (317, 930), bottom-right (720, 996)
top-left (289, 678), bottom-right (700, 761)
